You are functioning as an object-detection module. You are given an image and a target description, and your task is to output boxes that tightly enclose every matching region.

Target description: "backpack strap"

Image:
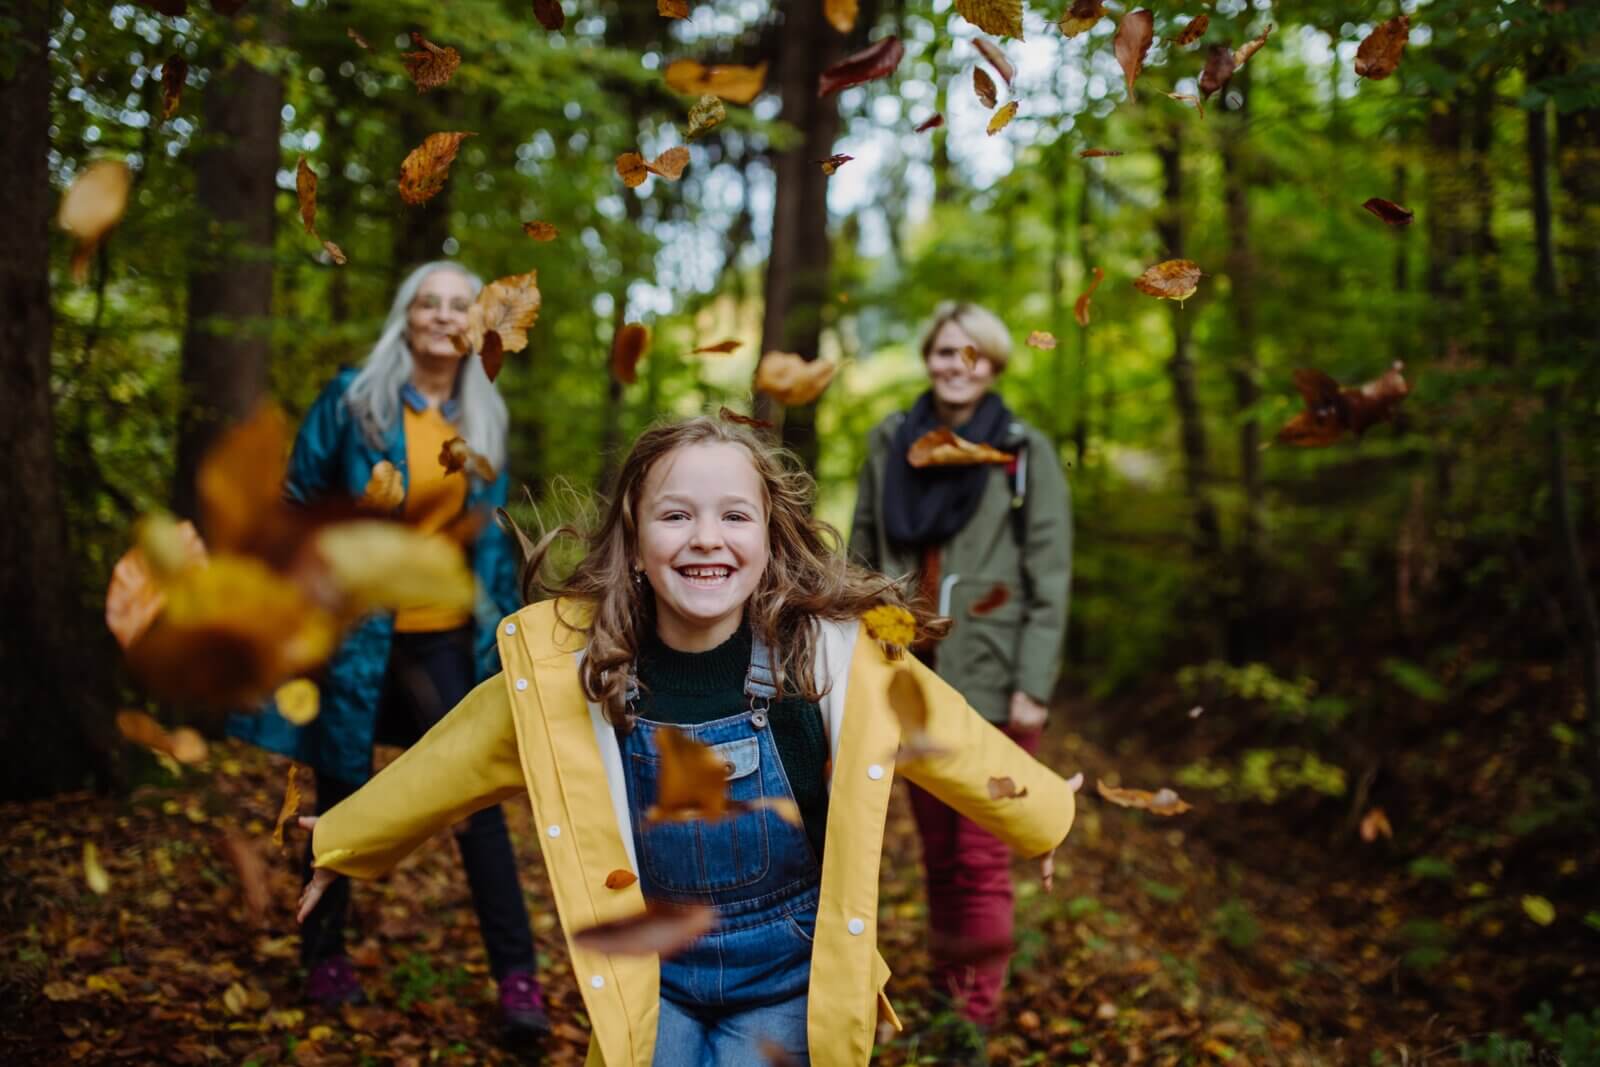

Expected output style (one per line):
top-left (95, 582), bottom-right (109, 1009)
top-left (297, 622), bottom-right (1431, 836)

top-left (1005, 420), bottom-right (1029, 552)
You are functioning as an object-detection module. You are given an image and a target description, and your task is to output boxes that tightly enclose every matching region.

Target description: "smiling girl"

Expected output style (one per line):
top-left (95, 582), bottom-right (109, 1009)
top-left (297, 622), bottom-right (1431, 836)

top-left (297, 416), bottom-right (1076, 1065)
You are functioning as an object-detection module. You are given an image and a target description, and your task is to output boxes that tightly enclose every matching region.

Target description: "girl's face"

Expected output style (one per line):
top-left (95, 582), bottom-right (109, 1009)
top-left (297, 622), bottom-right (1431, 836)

top-left (636, 442), bottom-right (770, 652)
top-left (924, 319), bottom-right (998, 412)
top-left (406, 269), bottom-right (474, 362)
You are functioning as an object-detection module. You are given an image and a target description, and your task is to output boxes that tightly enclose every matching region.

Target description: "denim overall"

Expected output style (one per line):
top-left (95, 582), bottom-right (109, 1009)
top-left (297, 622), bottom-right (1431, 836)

top-left (620, 636), bottom-right (821, 1015)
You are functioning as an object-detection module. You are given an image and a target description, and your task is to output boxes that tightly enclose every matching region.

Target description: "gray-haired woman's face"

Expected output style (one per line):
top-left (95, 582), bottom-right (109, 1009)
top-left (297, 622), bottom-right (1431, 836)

top-left (405, 269), bottom-right (473, 362)
top-left (924, 320), bottom-right (997, 410)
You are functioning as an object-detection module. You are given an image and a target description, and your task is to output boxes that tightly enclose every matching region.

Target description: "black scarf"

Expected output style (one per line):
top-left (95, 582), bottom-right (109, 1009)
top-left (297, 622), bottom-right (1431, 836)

top-left (882, 390), bottom-right (1015, 548)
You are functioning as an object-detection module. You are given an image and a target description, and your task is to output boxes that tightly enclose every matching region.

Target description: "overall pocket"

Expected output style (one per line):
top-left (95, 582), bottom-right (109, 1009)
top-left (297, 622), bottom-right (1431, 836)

top-left (632, 736), bottom-right (771, 895)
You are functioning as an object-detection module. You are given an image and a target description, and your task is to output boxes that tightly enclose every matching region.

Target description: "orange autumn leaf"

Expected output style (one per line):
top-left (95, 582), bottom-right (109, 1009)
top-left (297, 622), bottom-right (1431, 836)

top-left (605, 868), bottom-right (639, 890)
top-left (1174, 14), bottom-right (1209, 46)
top-left (463, 269), bottom-right (541, 355)
top-left (360, 460), bottom-right (404, 511)
top-left (1134, 259), bottom-right (1202, 304)
top-left (693, 339), bottom-right (741, 355)
top-left (1354, 16), bottom-right (1408, 81)
top-left (818, 153), bottom-right (854, 175)
top-left (970, 583), bottom-right (1011, 617)
top-left (1114, 10), bottom-right (1154, 99)
top-left (658, 0), bottom-right (689, 17)
top-left (398, 131), bottom-right (473, 205)
top-left (751, 795), bottom-right (804, 828)
top-left (115, 710), bottom-right (208, 765)
top-left (272, 765), bottom-right (301, 847)
top-left (906, 427), bottom-right (1015, 468)
top-left (400, 32), bottom-right (461, 93)
top-left (1233, 23), bottom-right (1273, 70)
top-left (1079, 148), bottom-right (1122, 158)
top-left (1026, 330), bottom-right (1057, 350)
top-left (346, 26), bottom-right (372, 50)
top-left (611, 322), bottom-right (650, 385)
top-left (1057, 0), bottom-right (1105, 38)
top-left (754, 351), bottom-right (837, 406)
top-left (824, 0), bottom-right (858, 33)
top-left (616, 152), bottom-right (650, 188)
top-left (522, 220), bottom-right (559, 241)
top-left (646, 727), bottom-right (736, 822)
top-left (532, 0), bottom-right (565, 31)
top-left (954, 0), bottom-right (1023, 39)
top-left (960, 344), bottom-right (980, 369)
top-left (717, 406), bottom-right (773, 431)
top-left (1360, 807), bottom-right (1394, 843)
top-left (320, 238), bottom-right (348, 266)
top-left (572, 902), bottom-right (716, 958)
top-left (974, 37), bottom-right (1014, 85)
top-left (973, 67), bottom-right (998, 109)
top-left (295, 156), bottom-right (318, 235)
top-left (647, 145), bottom-right (690, 181)
top-left (664, 59), bottom-right (768, 105)
top-left (59, 159), bottom-right (132, 285)
top-left (986, 99), bottom-right (1019, 135)
top-left (105, 517), bottom-right (207, 650)
top-left (987, 776), bottom-right (1029, 799)
top-left (160, 54), bottom-right (187, 119)
top-left (1096, 779), bottom-right (1192, 815)
top-left (1275, 362), bottom-right (1410, 447)
top-left (439, 436), bottom-right (496, 481)
top-left (1074, 266), bottom-right (1105, 326)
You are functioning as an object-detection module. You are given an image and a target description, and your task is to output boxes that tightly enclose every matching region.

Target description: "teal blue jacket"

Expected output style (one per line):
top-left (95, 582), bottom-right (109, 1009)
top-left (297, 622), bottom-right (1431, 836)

top-left (227, 370), bottom-right (520, 783)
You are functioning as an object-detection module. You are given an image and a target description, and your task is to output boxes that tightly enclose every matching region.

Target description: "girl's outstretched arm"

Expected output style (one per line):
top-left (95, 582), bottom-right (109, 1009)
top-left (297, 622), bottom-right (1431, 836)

top-left (305, 674), bottom-right (525, 883)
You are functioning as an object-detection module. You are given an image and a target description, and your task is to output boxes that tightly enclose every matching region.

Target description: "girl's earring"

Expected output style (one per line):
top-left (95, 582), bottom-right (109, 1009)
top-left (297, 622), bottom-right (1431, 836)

top-left (632, 568), bottom-right (644, 588)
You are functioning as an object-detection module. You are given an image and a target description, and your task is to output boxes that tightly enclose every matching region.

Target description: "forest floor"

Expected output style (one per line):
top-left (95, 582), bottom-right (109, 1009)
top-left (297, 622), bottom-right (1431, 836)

top-left (0, 695), bottom-right (1582, 1067)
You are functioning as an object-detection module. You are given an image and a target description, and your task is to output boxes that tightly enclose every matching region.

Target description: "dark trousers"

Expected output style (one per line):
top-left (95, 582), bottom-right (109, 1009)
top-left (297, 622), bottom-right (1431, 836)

top-left (300, 626), bottom-right (537, 981)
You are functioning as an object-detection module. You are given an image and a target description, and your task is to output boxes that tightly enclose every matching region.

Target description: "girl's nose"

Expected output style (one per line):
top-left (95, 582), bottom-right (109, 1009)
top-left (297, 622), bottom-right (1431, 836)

top-left (689, 518), bottom-right (723, 550)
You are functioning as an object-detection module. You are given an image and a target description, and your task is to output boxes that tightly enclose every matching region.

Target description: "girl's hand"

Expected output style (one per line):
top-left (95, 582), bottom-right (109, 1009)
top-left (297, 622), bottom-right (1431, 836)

top-left (1009, 691), bottom-right (1049, 731)
top-left (1038, 848), bottom-right (1055, 893)
top-left (295, 816), bottom-right (335, 923)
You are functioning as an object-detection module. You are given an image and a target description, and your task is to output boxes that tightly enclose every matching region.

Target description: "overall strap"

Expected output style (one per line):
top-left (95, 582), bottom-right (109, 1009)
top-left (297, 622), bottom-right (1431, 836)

top-left (745, 634), bottom-right (778, 710)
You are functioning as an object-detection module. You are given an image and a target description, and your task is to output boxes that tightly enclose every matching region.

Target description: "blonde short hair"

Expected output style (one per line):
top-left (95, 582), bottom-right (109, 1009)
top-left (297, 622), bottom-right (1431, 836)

top-left (917, 301), bottom-right (1013, 373)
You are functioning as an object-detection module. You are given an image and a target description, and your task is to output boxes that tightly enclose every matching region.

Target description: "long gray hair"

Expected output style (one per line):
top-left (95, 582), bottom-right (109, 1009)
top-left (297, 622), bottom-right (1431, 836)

top-left (344, 261), bottom-right (509, 471)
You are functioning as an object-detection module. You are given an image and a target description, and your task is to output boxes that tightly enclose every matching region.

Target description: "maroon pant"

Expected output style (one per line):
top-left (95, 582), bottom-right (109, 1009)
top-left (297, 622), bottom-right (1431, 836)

top-left (908, 724), bottom-right (1042, 1028)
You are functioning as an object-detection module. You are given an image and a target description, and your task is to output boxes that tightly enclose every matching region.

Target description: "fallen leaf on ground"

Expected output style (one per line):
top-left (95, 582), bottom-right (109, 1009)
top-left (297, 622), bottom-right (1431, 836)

top-left (272, 765), bottom-right (301, 847)
top-left (1275, 362), bottom-right (1410, 447)
top-left (664, 59), bottom-right (768, 104)
top-left (83, 842), bottom-right (111, 895)
top-left (754, 352), bottom-right (837, 406)
top-left (1359, 807), bottom-right (1393, 842)
top-left (1026, 330), bottom-right (1057, 350)
top-left (1174, 14), bottom-right (1209, 46)
top-left (1097, 779), bottom-right (1192, 815)
top-left (572, 902), bottom-right (716, 958)
top-left (1521, 895), bottom-right (1555, 926)
top-left (955, 0), bottom-right (1023, 39)
top-left (988, 776), bottom-right (1029, 799)
top-left (398, 132), bottom-right (473, 206)
top-left (1114, 10), bottom-right (1154, 98)
top-left (1355, 16), bottom-right (1408, 80)
top-left (1075, 266), bottom-right (1105, 327)
top-left (1134, 259), bottom-right (1202, 304)
top-left (907, 427), bottom-right (1014, 468)
top-left (987, 100), bottom-right (1019, 135)
top-left (1057, 0), bottom-right (1105, 38)
top-left (818, 36), bottom-right (905, 97)
top-left (400, 32), bottom-right (460, 93)
top-left (1362, 197), bottom-right (1413, 226)
top-left (611, 322), bottom-right (650, 385)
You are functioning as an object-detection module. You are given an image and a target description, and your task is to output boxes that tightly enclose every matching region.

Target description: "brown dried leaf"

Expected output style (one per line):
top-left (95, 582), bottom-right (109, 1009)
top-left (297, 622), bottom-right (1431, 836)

top-left (1114, 10), bottom-right (1155, 99)
top-left (1359, 807), bottom-right (1393, 843)
top-left (664, 59), bottom-right (768, 105)
top-left (955, 0), bottom-right (1023, 39)
top-left (604, 868), bottom-right (639, 890)
top-left (572, 902), bottom-right (716, 958)
top-left (480, 330), bottom-right (505, 382)
top-left (969, 583), bottom-right (1010, 616)
top-left (532, 0), bottom-right (565, 31)
top-left (987, 99), bottom-right (1019, 135)
top-left (1233, 23), bottom-right (1273, 70)
top-left (1134, 259), bottom-right (1202, 304)
top-left (464, 270), bottom-right (541, 354)
top-left (1166, 90), bottom-right (1206, 117)
top-left (522, 220), bottom-right (559, 241)
top-left (915, 113), bottom-right (945, 133)
top-left (646, 727), bottom-right (735, 822)
top-left (754, 351), bottom-right (838, 406)
top-left (818, 36), bottom-right (905, 98)
top-left (974, 37), bottom-right (1015, 85)
top-left (439, 436), bottom-right (496, 481)
top-left (321, 238), bottom-right (347, 266)
top-left (105, 518), bottom-right (207, 649)
top-left (659, 0), bottom-right (690, 17)
top-left (973, 67), bottom-right (998, 109)
top-left (1079, 148), bottom-right (1122, 158)
top-left (1362, 197), bottom-right (1414, 226)
top-left (611, 322), bottom-right (650, 385)
top-left (1354, 16), bottom-right (1408, 81)
top-left (646, 145), bottom-right (690, 181)
top-left (825, 0), bottom-right (859, 33)
top-left (987, 776), bottom-right (1029, 799)
top-left (685, 94), bottom-right (726, 139)
top-left (693, 339), bottom-right (741, 355)
top-left (59, 159), bottom-right (132, 285)
top-left (718, 406), bottom-right (774, 431)
top-left (887, 666), bottom-right (928, 735)
top-left (1057, 0), bottom-right (1105, 38)
top-left (616, 152), bottom-right (650, 189)
top-left (1199, 43), bottom-right (1236, 101)
top-left (1096, 778), bottom-right (1192, 815)
top-left (400, 33), bottom-right (461, 93)
top-left (398, 131), bottom-right (473, 206)
top-left (360, 461), bottom-right (404, 511)
top-left (1026, 330), bottom-right (1057, 350)
top-left (1174, 14), bottom-right (1209, 46)
top-left (1074, 265), bottom-right (1105, 326)
top-left (346, 26), bottom-right (372, 50)
top-left (272, 765), bottom-right (301, 847)
top-left (907, 427), bottom-right (1015, 468)
top-left (161, 54), bottom-right (187, 119)
top-left (818, 153), bottom-right (854, 175)
top-left (960, 344), bottom-right (979, 369)
top-left (1276, 362), bottom-right (1410, 447)
top-left (295, 156), bottom-right (318, 235)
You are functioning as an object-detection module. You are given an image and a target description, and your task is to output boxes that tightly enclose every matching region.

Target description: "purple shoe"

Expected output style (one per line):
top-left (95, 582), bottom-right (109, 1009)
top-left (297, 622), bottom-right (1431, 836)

top-left (305, 954), bottom-right (365, 1007)
top-left (498, 969), bottom-right (551, 1042)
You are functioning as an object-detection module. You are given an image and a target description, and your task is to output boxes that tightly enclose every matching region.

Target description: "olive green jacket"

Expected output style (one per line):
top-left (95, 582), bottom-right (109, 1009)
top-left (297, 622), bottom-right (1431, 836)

top-left (848, 412), bottom-right (1073, 723)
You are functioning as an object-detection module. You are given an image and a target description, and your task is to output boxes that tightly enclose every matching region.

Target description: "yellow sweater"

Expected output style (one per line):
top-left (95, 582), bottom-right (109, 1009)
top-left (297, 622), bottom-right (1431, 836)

top-left (393, 405), bottom-right (471, 633)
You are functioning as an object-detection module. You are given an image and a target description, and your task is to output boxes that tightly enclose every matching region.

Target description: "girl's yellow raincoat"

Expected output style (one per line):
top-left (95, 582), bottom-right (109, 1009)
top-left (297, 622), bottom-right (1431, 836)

top-left (313, 599), bottom-right (1076, 1065)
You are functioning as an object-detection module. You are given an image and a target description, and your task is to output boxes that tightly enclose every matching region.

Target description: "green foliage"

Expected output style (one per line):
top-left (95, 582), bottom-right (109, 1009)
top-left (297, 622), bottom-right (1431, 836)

top-left (1406, 856), bottom-right (1458, 882)
top-left (1381, 658), bottom-right (1450, 704)
top-left (1176, 749), bottom-right (1347, 804)
top-left (1461, 1003), bottom-right (1600, 1066)
top-left (1398, 918), bottom-right (1456, 973)
top-left (390, 951), bottom-right (468, 1011)
top-left (1210, 898), bottom-right (1261, 952)
top-left (1178, 661), bottom-right (1350, 728)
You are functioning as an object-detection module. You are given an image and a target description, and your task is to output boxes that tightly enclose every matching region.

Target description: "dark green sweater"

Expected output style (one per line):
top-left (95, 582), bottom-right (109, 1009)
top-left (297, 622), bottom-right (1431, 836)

top-left (635, 623), bottom-right (830, 860)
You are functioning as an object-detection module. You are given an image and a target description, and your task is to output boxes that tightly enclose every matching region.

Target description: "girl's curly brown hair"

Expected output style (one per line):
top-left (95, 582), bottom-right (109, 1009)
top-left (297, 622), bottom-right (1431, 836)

top-left (515, 414), bottom-right (948, 729)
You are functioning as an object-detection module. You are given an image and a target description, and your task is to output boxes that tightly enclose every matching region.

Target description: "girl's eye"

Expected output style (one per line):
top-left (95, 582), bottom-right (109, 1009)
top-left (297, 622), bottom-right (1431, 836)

top-left (662, 511), bottom-right (689, 521)
top-left (724, 512), bottom-right (751, 522)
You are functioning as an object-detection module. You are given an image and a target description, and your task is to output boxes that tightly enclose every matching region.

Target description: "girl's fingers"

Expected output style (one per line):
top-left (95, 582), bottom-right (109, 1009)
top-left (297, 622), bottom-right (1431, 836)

top-left (297, 868), bottom-right (335, 924)
top-left (1039, 850), bottom-right (1055, 893)
top-left (297, 815), bottom-right (319, 831)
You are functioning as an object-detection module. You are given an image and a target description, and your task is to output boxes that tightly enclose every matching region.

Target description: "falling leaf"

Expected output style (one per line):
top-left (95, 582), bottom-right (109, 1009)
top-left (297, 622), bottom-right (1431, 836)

top-left (398, 131), bottom-right (473, 206)
top-left (295, 157), bottom-right (318, 235)
top-left (1174, 14), bottom-right (1209, 46)
top-left (647, 146), bottom-right (690, 180)
top-left (717, 406), bottom-right (773, 431)
top-left (973, 67), bottom-right (998, 109)
top-left (1134, 259), bottom-right (1202, 304)
top-left (611, 322), bottom-right (650, 385)
top-left (169, 727), bottom-right (208, 764)
top-left (970, 584), bottom-right (1010, 616)
top-left (1359, 807), bottom-right (1393, 842)
top-left (83, 842), bottom-right (111, 895)
top-left (115, 710), bottom-right (209, 765)
top-left (1026, 330), bottom-right (1057, 350)
top-left (754, 351), bottom-right (838, 406)
top-left (954, 0), bottom-right (1023, 39)
top-left (824, 0), bottom-right (858, 33)
top-left (1362, 197), bottom-right (1414, 226)
top-left (160, 54), bottom-right (187, 119)
top-left (1079, 148), bottom-right (1122, 158)
top-left (750, 795), bottom-right (804, 827)
top-left (1057, 0), bottom-right (1105, 38)
top-left (907, 427), bottom-right (1015, 468)
top-left (275, 679), bottom-right (320, 726)
top-left (59, 159), bottom-right (132, 285)
top-left (987, 776), bottom-right (1029, 799)
top-left (1114, 11), bottom-right (1154, 99)
top-left (440, 436), bottom-right (496, 481)
top-left (317, 521), bottom-right (477, 614)
top-left (646, 727), bottom-right (736, 822)
top-left (604, 869), bottom-right (638, 890)
top-left (1233, 23), bottom-right (1273, 69)
top-left (862, 605), bottom-right (917, 648)
top-left (974, 38), bottom-right (1015, 85)
top-left (659, 0), bottom-right (689, 17)
top-left (1065, 771), bottom-right (1084, 792)
top-left (480, 330), bottom-right (505, 382)
top-left (1187, 705), bottom-right (1204, 718)
top-left (1354, 16), bottom-right (1408, 80)
top-left (818, 36), bottom-right (905, 98)
top-left (685, 94), bottom-right (726, 139)
top-left (914, 113), bottom-right (945, 133)
top-left (1199, 44), bottom-right (1236, 101)
top-left (960, 344), bottom-right (980, 369)
top-left (400, 32), bottom-right (461, 93)
top-left (572, 902), bottom-right (716, 958)
top-left (272, 765), bottom-right (301, 847)
top-left (1275, 362), bottom-right (1410, 447)
top-left (987, 100), bottom-right (1019, 135)
top-left (818, 153), bottom-right (854, 175)
top-left (105, 518), bottom-right (207, 650)
top-left (217, 832), bottom-right (270, 919)
top-left (664, 59), bottom-right (768, 105)
top-left (321, 238), bottom-right (347, 266)
top-left (613, 151), bottom-right (646, 188)
top-left (346, 27), bottom-right (371, 49)
top-left (693, 339), bottom-right (741, 355)
top-left (1521, 895), bottom-right (1556, 926)
top-left (1096, 779), bottom-right (1192, 815)
top-left (532, 0), bottom-right (565, 31)
top-left (463, 270), bottom-right (541, 355)
top-left (522, 220), bottom-right (559, 241)
top-left (361, 461), bottom-right (404, 511)
top-left (1166, 91), bottom-right (1205, 117)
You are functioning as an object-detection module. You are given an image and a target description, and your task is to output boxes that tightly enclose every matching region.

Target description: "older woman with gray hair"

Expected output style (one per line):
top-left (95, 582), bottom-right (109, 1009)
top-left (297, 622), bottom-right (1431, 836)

top-left (229, 262), bottom-right (547, 1046)
top-left (849, 301), bottom-right (1072, 1064)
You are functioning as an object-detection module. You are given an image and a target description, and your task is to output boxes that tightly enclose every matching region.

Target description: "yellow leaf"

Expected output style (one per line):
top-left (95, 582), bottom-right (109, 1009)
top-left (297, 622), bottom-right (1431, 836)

top-left (43, 981), bottom-right (83, 1002)
top-left (1522, 895), bottom-right (1555, 926)
top-left (275, 679), bottom-right (320, 726)
top-left (1134, 258), bottom-right (1203, 304)
top-left (464, 270), bottom-right (541, 355)
top-left (223, 982), bottom-right (250, 1016)
top-left (83, 842), bottom-right (110, 895)
top-left (85, 974), bottom-right (125, 998)
top-left (753, 351), bottom-right (837, 406)
top-left (986, 100), bottom-right (1019, 136)
top-left (1026, 330), bottom-right (1057, 350)
top-left (954, 0), bottom-right (1023, 39)
top-left (272, 764), bottom-right (301, 848)
top-left (314, 521), bottom-right (475, 616)
top-left (663, 59), bottom-right (768, 104)
top-left (862, 604), bottom-right (916, 647)
top-left (1057, 0), bottom-right (1105, 38)
top-left (360, 460), bottom-right (404, 511)
top-left (824, 0), bottom-right (858, 33)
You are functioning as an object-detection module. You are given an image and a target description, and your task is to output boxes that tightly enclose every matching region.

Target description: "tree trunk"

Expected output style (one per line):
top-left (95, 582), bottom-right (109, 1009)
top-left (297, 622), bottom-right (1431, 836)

top-left (172, 18), bottom-right (284, 521)
top-left (390, 105), bottom-right (453, 283)
top-left (1156, 123), bottom-right (1223, 561)
top-left (755, 0), bottom-right (848, 471)
top-left (0, 0), bottom-right (110, 799)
